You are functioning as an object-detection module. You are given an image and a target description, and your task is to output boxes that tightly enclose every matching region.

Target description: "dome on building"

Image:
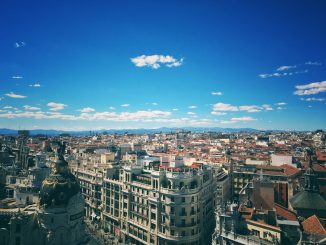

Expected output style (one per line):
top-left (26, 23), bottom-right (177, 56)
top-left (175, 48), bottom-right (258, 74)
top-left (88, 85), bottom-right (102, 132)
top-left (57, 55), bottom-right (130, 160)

top-left (290, 149), bottom-right (326, 218)
top-left (39, 142), bottom-right (80, 207)
top-left (290, 190), bottom-right (326, 211)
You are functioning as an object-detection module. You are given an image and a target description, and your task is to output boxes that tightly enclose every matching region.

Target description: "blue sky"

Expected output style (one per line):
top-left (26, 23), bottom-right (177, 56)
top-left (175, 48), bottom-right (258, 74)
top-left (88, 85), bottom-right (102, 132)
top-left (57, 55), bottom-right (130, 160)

top-left (0, 0), bottom-right (326, 131)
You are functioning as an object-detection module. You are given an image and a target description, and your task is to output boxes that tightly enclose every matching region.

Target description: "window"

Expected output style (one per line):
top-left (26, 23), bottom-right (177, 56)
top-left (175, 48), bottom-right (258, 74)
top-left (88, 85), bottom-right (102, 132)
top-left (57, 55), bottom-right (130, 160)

top-left (171, 218), bottom-right (175, 225)
top-left (15, 224), bottom-right (21, 233)
top-left (182, 197), bottom-right (185, 203)
top-left (252, 229), bottom-right (260, 237)
top-left (150, 237), bottom-right (154, 243)
top-left (171, 230), bottom-right (175, 236)
top-left (191, 218), bottom-right (195, 225)
top-left (15, 237), bottom-right (20, 245)
top-left (181, 231), bottom-right (186, 237)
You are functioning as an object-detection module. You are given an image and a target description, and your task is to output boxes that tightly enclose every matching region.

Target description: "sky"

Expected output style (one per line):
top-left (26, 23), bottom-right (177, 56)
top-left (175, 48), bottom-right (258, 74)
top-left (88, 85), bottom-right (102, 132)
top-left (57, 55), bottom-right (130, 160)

top-left (0, 0), bottom-right (326, 131)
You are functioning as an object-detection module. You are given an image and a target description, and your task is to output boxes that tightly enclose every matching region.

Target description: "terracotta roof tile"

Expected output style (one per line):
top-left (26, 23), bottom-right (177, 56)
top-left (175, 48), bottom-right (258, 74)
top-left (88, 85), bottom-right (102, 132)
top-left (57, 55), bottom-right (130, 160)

top-left (274, 203), bottom-right (297, 221)
top-left (317, 151), bottom-right (326, 162)
top-left (303, 163), bottom-right (326, 172)
top-left (302, 215), bottom-right (326, 235)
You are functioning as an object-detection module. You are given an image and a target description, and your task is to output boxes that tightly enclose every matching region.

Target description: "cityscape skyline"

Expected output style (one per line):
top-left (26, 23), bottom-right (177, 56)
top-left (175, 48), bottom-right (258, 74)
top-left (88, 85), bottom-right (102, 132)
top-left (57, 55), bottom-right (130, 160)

top-left (1, 1), bottom-right (326, 131)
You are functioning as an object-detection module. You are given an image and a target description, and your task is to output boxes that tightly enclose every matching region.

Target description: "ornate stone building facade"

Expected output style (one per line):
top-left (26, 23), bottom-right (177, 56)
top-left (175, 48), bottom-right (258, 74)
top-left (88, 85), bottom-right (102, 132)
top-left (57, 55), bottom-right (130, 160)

top-left (0, 143), bottom-right (87, 245)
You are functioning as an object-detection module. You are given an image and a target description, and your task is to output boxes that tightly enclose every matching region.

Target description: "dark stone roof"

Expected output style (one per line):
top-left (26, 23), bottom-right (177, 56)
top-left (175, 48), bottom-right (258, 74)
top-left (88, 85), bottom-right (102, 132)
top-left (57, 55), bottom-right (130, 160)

top-left (39, 142), bottom-right (80, 207)
top-left (290, 190), bottom-right (326, 211)
top-left (291, 148), bottom-right (326, 212)
top-left (39, 171), bottom-right (80, 207)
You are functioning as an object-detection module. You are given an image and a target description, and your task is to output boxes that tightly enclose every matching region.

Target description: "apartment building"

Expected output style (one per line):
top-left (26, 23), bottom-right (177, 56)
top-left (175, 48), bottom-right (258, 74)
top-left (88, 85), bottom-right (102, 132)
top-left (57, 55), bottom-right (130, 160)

top-left (72, 165), bottom-right (103, 224)
top-left (102, 161), bottom-right (215, 245)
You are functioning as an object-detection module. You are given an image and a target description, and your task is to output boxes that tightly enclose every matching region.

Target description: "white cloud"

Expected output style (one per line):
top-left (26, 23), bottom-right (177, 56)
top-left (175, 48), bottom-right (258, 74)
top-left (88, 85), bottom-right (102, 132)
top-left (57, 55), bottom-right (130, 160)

top-left (188, 105), bottom-right (197, 109)
top-left (275, 102), bottom-right (287, 106)
top-left (131, 55), bottom-right (184, 69)
top-left (230, 116), bottom-right (257, 122)
top-left (239, 105), bottom-right (262, 113)
top-left (212, 103), bottom-right (274, 114)
top-left (276, 65), bottom-right (296, 71)
top-left (259, 73), bottom-right (281, 78)
top-left (259, 69), bottom-right (308, 78)
top-left (0, 108), bottom-right (223, 128)
top-left (187, 112), bottom-right (196, 115)
top-left (5, 92), bottom-right (27, 99)
top-left (212, 103), bottom-right (238, 112)
top-left (23, 105), bottom-right (41, 110)
top-left (14, 42), bottom-right (25, 48)
top-left (78, 107), bottom-right (95, 113)
top-left (276, 107), bottom-right (287, 110)
top-left (260, 61), bottom-right (321, 79)
top-left (121, 104), bottom-right (130, 107)
top-left (109, 106), bottom-right (116, 110)
top-left (47, 102), bottom-right (67, 111)
top-left (82, 110), bottom-right (171, 121)
top-left (262, 104), bottom-right (273, 111)
top-left (152, 102), bottom-right (158, 106)
top-left (211, 111), bottom-right (227, 116)
top-left (172, 108), bottom-right (179, 111)
top-left (0, 111), bottom-right (47, 120)
top-left (12, 75), bottom-right (23, 79)
top-left (46, 112), bottom-right (62, 115)
top-left (211, 91), bottom-right (223, 96)
top-left (294, 80), bottom-right (326, 95)
top-left (305, 61), bottom-right (322, 66)
top-left (166, 59), bottom-right (183, 67)
top-left (29, 83), bottom-right (41, 87)
top-left (220, 120), bottom-right (237, 124)
top-left (300, 97), bottom-right (325, 102)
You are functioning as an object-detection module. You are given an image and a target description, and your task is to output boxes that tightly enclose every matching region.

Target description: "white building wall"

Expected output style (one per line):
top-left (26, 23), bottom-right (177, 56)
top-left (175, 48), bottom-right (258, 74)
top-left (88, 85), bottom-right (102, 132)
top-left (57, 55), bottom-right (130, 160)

top-left (271, 154), bottom-right (292, 166)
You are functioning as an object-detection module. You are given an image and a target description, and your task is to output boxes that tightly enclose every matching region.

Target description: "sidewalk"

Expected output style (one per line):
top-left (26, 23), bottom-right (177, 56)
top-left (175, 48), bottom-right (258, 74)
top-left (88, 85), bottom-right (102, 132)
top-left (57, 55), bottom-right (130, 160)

top-left (85, 219), bottom-right (123, 245)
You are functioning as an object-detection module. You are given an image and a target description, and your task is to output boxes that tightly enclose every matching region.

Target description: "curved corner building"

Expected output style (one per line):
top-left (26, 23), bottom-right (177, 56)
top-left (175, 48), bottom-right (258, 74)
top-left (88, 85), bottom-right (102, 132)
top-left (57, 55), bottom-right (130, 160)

top-left (37, 151), bottom-right (87, 245)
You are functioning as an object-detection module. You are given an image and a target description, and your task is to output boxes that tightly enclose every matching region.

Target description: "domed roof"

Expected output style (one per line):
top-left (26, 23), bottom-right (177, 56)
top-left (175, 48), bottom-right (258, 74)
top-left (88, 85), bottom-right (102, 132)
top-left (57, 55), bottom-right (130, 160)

top-left (290, 148), bottom-right (326, 213)
top-left (39, 172), bottom-right (80, 207)
top-left (290, 190), bottom-right (326, 211)
top-left (39, 142), bottom-right (80, 208)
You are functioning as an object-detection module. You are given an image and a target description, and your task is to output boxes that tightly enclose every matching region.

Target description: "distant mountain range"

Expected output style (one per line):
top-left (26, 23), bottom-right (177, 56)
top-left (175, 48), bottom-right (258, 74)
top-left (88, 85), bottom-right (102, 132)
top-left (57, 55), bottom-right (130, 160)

top-left (0, 127), bottom-right (266, 136)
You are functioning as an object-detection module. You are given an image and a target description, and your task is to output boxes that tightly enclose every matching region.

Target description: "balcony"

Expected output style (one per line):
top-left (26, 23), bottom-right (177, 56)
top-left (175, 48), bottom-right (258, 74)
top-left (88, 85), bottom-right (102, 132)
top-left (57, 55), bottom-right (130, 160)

top-left (160, 186), bottom-right (200, 195)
